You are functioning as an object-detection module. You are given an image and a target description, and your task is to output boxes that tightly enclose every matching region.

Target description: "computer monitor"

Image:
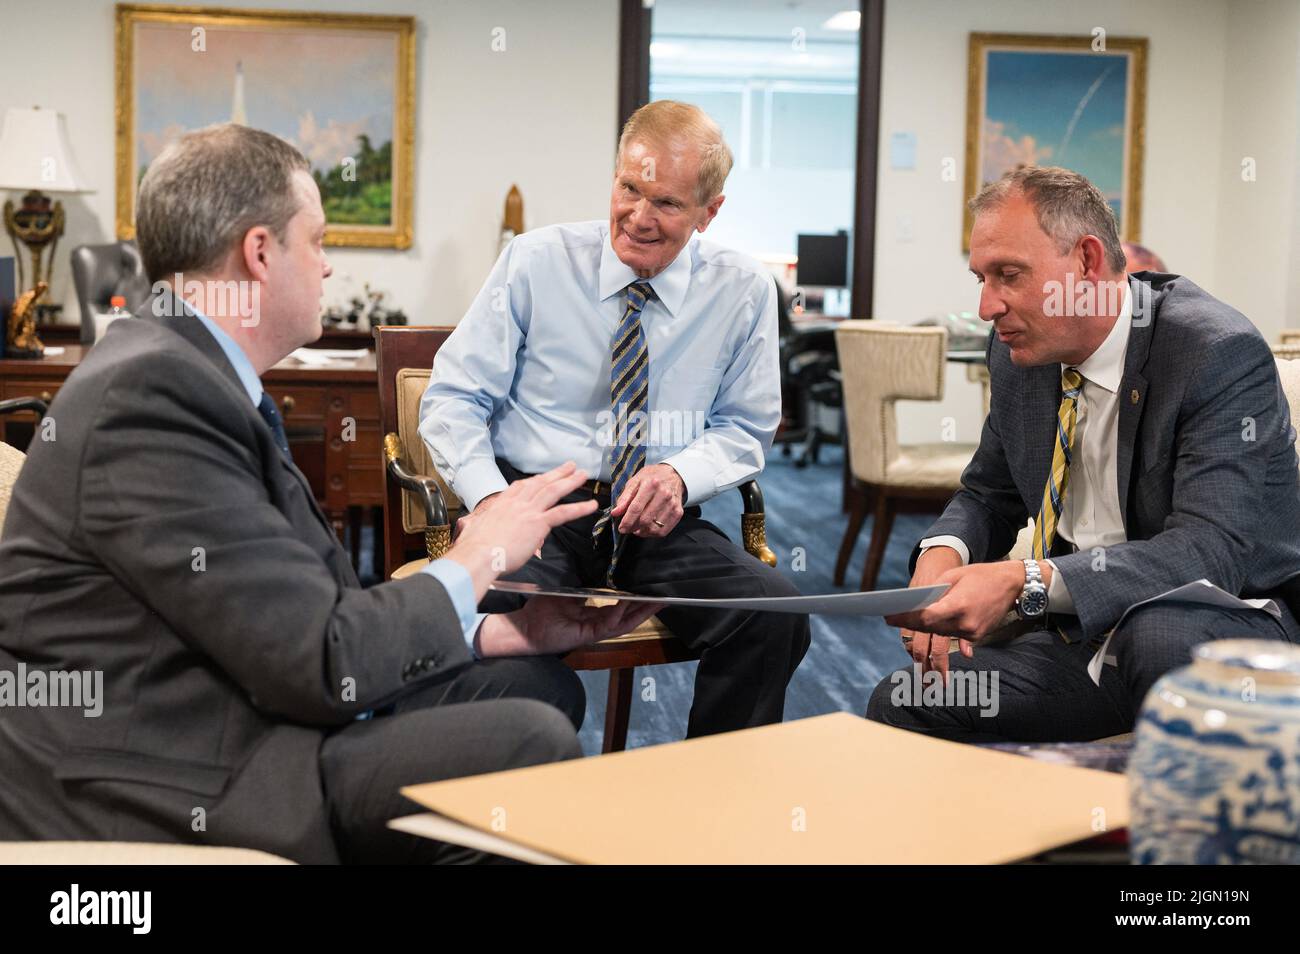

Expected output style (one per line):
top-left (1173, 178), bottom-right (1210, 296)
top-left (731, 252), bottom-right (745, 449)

top-left (796, 232), bottom-right (849, 288)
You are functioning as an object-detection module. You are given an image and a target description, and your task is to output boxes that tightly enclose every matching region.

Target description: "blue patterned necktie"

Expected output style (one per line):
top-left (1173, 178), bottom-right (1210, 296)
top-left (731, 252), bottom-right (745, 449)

top-left (257, 392), bottom-right (293, 461)
top-left (592, 281), bottom-right (654, 585)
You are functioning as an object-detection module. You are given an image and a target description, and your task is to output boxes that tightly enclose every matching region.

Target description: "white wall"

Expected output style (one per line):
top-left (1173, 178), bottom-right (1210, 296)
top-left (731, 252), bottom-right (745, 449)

top-left (877, 0), bottom-right (1220, 443)
top-left (0, 0), bottom-right (619, 326)
top-left (1216, 0), bottom-right (1300, 339)
top-left (6, 0), bottom-right (1298, 448)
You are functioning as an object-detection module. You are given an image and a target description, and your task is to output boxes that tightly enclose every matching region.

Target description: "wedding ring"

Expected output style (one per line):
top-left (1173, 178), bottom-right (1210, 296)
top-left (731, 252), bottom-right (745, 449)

top-left (653, 519), bottom-right (665, 527)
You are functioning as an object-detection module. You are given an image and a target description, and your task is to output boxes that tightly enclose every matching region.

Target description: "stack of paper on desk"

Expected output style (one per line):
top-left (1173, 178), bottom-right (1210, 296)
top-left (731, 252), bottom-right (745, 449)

top-left (393, 713), bottom-right (1129, 864)
top-left (287, 347), bottom-right (370, 365)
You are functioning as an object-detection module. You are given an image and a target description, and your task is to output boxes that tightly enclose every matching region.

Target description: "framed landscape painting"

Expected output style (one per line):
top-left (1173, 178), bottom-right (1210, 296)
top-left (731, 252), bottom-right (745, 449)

top-left (964, 32), bottom-right (1147, 251)
top-left (115, 4), bottom-right (415, 248)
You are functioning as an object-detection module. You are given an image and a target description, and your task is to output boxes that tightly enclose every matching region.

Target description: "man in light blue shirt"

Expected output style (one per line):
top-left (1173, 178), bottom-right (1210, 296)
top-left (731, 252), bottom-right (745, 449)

top-left (421, 101), bottom-right (810, 738)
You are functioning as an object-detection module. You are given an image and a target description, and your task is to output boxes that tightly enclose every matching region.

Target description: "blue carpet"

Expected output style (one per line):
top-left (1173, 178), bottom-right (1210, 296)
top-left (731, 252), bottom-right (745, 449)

top-left (574, 446), bottom-right (938, 754)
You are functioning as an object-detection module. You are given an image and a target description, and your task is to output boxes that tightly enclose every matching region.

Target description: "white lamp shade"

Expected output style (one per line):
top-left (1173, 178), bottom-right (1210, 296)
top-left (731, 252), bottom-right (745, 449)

top-left (0, 107), bottom-right (93, 193)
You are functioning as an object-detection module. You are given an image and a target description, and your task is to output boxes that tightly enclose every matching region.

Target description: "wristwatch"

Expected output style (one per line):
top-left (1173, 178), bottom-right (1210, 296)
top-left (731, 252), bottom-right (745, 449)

top-left (1015, 558), bottom-right (1049, 620)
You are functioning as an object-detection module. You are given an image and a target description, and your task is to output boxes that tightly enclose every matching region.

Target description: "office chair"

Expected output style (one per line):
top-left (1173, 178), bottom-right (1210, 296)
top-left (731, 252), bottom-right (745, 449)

top-left (69, 241), bottom-right (152, 344)
top-left (773, 282), bottom-right (843, 467)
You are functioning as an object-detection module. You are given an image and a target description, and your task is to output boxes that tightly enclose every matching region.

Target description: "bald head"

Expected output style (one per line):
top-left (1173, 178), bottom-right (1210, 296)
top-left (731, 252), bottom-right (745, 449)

top-left (1122, 242), bottom-right (1167, 273)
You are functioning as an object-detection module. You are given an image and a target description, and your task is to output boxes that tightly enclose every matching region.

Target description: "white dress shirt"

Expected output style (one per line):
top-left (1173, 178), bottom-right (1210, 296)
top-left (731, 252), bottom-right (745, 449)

top-left (419, 221), bottom-right (782, 512)
top-left (921, 286), bottom-right (1133, 613)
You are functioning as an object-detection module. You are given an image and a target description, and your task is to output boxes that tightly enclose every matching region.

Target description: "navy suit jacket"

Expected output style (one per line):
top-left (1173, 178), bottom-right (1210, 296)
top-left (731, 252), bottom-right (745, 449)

top-left (915, 273), bottom-right (1300, 639)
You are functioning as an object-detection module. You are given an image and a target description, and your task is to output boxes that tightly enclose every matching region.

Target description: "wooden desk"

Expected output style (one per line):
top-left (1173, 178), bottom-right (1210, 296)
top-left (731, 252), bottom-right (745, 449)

top-left (0, 344), bottom-right (383, 552)
top-left (37, 322), bottom-right (378, 351)
top-left (264, 351), bottom-right (383, 540)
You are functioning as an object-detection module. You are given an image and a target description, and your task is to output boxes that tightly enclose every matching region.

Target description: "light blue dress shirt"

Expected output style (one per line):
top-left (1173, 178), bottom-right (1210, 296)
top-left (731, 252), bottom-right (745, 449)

top-left (419, 221), bottom-right (782, 512)
top-left (187, 304), bottom-right (482, 653)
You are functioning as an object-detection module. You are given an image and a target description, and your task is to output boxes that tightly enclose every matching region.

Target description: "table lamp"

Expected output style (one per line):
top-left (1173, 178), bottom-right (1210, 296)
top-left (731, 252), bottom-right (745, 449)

top-left (0, 106), bottom-right (94, 322)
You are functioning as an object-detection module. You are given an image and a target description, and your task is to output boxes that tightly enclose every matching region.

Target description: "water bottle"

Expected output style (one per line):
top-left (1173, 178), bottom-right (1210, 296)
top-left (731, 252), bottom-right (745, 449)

top-left (108, 295), bottom-right (127, 318)
top-left (94, 295), bottom-right (128, 343)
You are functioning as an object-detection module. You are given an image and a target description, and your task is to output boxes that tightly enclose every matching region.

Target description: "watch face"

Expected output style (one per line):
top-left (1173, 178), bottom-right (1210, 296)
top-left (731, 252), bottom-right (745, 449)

top-left (1021, 588), bottom-right (1048, 617)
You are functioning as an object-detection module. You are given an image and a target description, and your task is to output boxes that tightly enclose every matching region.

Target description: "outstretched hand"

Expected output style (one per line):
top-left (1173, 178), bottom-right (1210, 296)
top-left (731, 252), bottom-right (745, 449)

top-left (476, 595), bottom-right (665, 657)
top-left (445, 462), bottom-right (597, 599)
top-left (887, 556), bottom-right (1031, 679)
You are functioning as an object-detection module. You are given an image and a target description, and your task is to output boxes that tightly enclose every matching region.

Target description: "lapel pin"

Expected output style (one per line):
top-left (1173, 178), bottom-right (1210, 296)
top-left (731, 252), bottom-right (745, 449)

top-left (1130, 389), bottom-right (1140, 405)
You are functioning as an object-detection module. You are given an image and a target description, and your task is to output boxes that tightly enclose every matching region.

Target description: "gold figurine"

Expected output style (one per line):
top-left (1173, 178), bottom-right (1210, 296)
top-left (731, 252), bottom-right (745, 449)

top-left (6, 282), bottom-right (47, 359)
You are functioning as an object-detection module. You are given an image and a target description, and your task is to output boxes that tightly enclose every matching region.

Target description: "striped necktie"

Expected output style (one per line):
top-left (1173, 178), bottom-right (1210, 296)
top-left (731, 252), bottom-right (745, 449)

top-left (592, 280), bottom-right (654, 585)
top-left (1032, 366), bottom-right (1083, 562)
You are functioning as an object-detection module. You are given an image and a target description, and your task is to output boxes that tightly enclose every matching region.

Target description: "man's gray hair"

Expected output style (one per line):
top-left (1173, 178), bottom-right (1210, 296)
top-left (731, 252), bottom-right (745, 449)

top-left (969, 165), bottom-right (1127, 273)
top-left (135, 123), bottom-right (310, 283)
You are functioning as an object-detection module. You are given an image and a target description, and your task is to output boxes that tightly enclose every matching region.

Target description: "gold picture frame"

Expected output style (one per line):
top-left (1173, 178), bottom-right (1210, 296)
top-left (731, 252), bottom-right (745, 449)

top-left (115, 3), bottom-right (415, 249)
top-left (964, 32), bottom-right (1147, 252)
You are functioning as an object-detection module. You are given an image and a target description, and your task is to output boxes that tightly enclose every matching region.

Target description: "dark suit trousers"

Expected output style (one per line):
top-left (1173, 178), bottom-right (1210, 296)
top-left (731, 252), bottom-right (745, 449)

top-left (483, 461), bottom-right (811, 738)
top-left (320, 656), bottom-right (585, 864)
top-left (866, 601), bottom-right (1300, 743)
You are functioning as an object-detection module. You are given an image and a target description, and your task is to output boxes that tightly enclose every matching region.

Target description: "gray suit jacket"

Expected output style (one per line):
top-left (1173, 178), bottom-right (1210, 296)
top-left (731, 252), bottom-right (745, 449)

top-left (915, 273), bottom-right (1300, 640)
top-left (0, 295), bottom-right (472, 863)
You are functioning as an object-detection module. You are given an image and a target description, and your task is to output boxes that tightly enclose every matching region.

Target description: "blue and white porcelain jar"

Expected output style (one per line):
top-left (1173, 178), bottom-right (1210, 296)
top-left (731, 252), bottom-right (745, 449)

top-left (1128, 638), bottom-right (1300, 865)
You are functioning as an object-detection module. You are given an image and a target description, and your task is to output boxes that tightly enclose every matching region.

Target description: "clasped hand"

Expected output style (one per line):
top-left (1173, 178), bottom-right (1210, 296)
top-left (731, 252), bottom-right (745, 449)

top-left (609, 463), bottom-right (686, 538)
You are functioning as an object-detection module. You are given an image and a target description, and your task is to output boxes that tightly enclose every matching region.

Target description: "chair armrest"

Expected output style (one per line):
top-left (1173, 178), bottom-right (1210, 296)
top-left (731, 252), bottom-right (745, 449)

top-left (0, 397), bottom-right (48, 418)
top-left (736, 479), bottom-right (777, 567)
top-left (1004, 521), bottom-right (1033, 561)
top-left (383, 433), bottom-right (451, 560)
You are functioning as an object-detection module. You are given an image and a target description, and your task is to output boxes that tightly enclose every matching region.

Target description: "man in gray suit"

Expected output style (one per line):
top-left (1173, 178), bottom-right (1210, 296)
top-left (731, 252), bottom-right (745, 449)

top-left (870, 166), bottom-right (1300, 742)
top-left (0, 124), bottom-right (657, 863)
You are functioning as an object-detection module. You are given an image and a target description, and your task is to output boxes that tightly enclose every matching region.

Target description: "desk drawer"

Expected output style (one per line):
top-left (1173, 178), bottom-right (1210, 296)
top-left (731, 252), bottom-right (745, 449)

top-left (346, 461), bottom-right (384, 502)
top-left (265, 386), bottom-right (326, 422)
top-left (342, 425), bottom-right (381, 459)
top-left (3, 378), bottom-right (62, 407)
top-left (348, 390), bottom-right (379, 423)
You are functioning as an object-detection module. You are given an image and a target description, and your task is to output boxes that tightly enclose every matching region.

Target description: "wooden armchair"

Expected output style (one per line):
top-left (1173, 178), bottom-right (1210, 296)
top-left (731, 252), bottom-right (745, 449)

top-left (375, 326), bottom-right (778, 752)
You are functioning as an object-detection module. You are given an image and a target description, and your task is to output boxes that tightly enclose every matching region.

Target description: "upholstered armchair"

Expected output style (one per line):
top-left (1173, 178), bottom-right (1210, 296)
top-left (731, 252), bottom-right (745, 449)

top-left (832, 322), bottom-right (977, 590)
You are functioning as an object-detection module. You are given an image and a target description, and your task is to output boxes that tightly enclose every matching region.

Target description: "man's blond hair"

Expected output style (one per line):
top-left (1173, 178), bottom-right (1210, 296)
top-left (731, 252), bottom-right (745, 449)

top-left (617, 100), bottom-right (734, 205)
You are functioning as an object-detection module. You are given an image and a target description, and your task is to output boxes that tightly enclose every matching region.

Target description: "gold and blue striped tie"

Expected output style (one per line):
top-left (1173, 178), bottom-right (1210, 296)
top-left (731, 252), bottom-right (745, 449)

top-left (592, 281), bottom-right (654, 585)
top-left (1032, 367), bottom-right (1083, 562)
